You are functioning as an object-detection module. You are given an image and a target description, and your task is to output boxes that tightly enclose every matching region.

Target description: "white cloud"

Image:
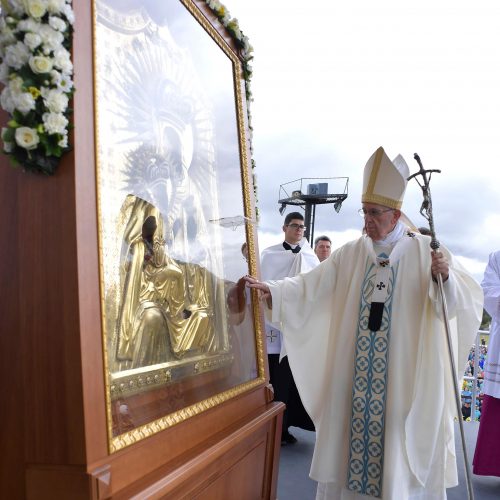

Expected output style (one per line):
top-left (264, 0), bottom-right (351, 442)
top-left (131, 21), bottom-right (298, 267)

top-left (455, 256), bottom-right (487, 284)
top-left (229, 0), bottom-right (500, 283)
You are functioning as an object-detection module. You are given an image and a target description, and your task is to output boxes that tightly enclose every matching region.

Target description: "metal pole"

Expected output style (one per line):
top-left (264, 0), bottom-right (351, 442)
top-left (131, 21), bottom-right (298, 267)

top-left (310, 203), bottom-right (316, 244)
top-left (409, 153), bottom-right (475, 500)
top-left (471, 332), bottom-right (478, 421)
top-left (436, 272), bottom-right (475, 500)
top-left (304, 201), bottom-right (312, 243)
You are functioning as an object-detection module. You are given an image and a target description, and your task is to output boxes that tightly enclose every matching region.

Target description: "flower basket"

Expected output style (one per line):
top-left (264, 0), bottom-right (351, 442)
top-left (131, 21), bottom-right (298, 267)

top-left (0, 0), bottom-right (75, 175)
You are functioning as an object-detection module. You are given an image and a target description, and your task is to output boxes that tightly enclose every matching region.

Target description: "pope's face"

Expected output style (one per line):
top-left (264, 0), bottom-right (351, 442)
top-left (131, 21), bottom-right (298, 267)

top-left (362, 203), bottom-right (400, 241)
top-left (283, 218), bottom-right (305, 245)
top-left (315, 241), bottom-right (331, 262)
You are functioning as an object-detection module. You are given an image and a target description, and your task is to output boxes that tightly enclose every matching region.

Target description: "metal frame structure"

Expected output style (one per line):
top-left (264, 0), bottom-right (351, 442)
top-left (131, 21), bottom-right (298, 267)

top-left (278, 177), bottom-right (349, 243)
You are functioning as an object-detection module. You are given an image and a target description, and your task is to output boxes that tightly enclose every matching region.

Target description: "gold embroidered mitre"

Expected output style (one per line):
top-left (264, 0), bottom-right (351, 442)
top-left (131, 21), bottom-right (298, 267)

top-left (362, 146), bottom-right (409, 210)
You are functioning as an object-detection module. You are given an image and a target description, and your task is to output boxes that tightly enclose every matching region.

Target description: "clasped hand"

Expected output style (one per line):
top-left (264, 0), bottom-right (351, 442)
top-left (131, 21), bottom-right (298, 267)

top-left (431, 251), bottom-right (449, 282)
top-left (244, 275), bottom-right (273, 306)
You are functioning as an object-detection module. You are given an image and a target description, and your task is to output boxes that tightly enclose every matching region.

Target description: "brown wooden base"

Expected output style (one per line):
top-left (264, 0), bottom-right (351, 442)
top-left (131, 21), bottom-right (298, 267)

top-left (24, 402), bottom-right (283, 500)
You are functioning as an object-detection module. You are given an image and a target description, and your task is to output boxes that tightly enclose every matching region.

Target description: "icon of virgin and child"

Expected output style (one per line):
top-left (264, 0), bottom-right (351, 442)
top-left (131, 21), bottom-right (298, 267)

top-left (113, 192), bottom-right (229, 372)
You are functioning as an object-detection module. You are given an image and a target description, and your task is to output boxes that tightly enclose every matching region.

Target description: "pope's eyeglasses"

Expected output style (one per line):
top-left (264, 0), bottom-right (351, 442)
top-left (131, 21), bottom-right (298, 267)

top-left (287, 223), bottom-right (307, 230)
top-left (358, 208), bottom-right (394, 217)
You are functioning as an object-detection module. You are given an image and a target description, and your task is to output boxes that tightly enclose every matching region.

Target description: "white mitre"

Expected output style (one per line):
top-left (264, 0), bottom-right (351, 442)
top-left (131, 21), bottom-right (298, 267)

top-left (362, 146), bottom-right (409, 210)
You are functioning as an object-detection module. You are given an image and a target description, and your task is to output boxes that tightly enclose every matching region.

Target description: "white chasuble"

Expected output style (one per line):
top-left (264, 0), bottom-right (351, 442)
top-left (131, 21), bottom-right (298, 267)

top-left (267, 230), bottom-right (483, 500)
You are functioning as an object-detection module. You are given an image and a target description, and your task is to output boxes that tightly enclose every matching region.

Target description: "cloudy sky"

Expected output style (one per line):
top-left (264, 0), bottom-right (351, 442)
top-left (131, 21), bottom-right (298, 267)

top-left (226, 0), bottom-right (500, 282)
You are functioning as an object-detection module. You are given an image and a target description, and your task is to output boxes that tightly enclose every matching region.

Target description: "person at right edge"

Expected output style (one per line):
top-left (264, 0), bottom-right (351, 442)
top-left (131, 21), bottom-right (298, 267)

top-left (245, 146), bottom-right (483, 499)
top-left (473, 250), bottom-right (500, 477)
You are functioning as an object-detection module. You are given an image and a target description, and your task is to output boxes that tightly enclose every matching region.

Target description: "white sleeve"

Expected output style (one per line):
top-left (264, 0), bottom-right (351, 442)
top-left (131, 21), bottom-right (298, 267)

top-left (482, 252), bottom-right (500, 318)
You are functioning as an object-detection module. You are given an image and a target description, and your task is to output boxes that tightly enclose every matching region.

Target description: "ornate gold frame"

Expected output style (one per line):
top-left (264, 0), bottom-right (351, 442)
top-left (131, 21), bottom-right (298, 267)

top-left (92, 0), bottom-right (265, 453)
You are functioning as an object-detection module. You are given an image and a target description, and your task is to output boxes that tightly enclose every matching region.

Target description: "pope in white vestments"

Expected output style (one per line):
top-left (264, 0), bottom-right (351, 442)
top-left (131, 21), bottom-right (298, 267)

top-left (246, 147), bottom-right (483, 500)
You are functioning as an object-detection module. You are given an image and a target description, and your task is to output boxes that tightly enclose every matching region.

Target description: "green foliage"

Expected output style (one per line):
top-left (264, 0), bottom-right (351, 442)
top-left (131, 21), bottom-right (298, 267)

top-left (480, 309), bottom-right (491, 330)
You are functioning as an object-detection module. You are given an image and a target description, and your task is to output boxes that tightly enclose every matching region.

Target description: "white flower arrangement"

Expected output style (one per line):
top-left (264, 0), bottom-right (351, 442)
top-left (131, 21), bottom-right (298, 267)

top-left (0, 0), bottom-right (74, 175)
top-left (203, 0), bottom-right (258, 211)
top-left (204, 0), bottom-right (253, 95)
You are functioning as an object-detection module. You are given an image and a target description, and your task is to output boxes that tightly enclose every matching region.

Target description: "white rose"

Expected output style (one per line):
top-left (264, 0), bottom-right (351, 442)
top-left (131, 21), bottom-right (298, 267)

top-left (53, 47), bottom-right (72, 73)
top-left (8, 76), bottom-right (24, 93)
top-left (24, 0), bottom-right (49, 19)
top-left (58, 133), bottom-right (68, 148)
top-left (50, 69), bottom-right (61, 84)
top-left (29, 55), bottom-right (53, 74)
top-left (61, 4), bottom-right (74, 24)
top-left (233, 26), bottom-right (242, 41)
top-left (43, 88), bottom-right (68, 113)
top-left (17, 18), bottom-right (41, 32)
top-left (13, 92), bottom-right (36, 114)
top-left (0, 63), bottom-right (10, 85)
top-left (0, 26), bottom-right (16, 48)
top-left (4, 42), bottom-right (31, 70)
top-left (242, 37), bottom-right (253, 54)
top-left (39, 24), bottom-right (64, 52)
top-left (24, 33), bottom-right (42, 51)
top-left (43, 111), bottom-right (68, 135)
top-left (0, 88), bottom-right (15, 114)
top-left (48, 16), bottom-right (67, 32)
top-left (15, 127), bottom-right (40, 150)
top-left (47, 0), bottom-right (65, 13)
top-left (5, 0), bottom-right (24, 16)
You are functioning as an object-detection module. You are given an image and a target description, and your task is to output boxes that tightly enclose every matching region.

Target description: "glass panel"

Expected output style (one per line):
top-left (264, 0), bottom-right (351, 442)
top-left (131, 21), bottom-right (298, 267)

top-left (94, 0), bottom-right (261, 449)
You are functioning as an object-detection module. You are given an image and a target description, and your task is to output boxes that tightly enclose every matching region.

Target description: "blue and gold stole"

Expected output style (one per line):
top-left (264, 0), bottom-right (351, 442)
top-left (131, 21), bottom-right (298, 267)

top-left (347, 254), bottom-right (398, 498)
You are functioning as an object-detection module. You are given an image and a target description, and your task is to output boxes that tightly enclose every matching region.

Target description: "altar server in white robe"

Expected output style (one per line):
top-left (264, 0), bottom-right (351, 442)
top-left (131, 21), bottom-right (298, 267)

top-left (246, 146), bottom-right (483, 500)
top-left (473, 250), bottom-right (500, 476)
top-left (261, 211), bottom-right (319, 443)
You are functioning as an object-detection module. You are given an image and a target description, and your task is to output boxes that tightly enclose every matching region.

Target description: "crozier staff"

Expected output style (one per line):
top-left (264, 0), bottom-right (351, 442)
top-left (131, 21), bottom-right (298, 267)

top-left (246, 146), bottom-right (483, 500)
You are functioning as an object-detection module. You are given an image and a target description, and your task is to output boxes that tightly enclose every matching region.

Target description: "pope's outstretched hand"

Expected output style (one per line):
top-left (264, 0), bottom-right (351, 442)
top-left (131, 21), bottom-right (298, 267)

top-left (244, 275), bottom-right (272, 307)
